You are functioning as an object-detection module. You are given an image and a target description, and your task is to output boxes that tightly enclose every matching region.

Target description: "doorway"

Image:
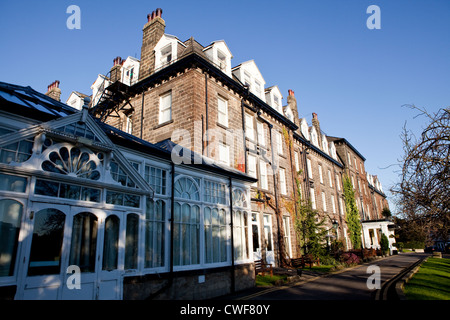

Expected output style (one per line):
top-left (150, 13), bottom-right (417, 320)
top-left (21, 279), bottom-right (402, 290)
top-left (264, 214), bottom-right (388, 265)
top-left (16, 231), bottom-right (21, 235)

top-left (16, 202), bottom-right (125, 300)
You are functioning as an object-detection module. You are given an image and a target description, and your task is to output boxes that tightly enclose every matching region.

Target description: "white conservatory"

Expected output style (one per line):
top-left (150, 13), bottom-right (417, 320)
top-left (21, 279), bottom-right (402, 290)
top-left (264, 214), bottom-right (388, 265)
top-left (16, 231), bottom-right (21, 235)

top-left (0, 81), bottom-right (256, 300)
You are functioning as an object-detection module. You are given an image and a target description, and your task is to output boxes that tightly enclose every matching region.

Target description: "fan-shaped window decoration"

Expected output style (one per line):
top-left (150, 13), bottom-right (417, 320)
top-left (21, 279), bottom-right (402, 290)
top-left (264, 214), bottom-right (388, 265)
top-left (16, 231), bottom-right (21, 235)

top-left (41, 144), bottom-right (101, 181)
top-left (232, 188), bottom-right (248, 208)
top-left (174, 177), bottom-right (200, 201)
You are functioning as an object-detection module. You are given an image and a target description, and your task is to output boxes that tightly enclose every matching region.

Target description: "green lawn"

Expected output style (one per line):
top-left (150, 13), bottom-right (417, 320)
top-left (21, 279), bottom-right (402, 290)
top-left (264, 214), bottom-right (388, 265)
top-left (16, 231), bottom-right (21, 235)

top-left (404, 257), bottom-right (450, 300)
top-left (255, 274), bottom-right (288, 287)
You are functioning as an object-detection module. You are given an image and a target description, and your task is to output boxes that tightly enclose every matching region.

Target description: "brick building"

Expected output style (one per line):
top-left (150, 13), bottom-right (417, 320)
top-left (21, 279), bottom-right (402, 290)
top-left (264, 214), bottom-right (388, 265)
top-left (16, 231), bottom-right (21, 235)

top-left (87, 8), bottom-right (392, 264)
top-left (0, 8), bottom-right (392, 300)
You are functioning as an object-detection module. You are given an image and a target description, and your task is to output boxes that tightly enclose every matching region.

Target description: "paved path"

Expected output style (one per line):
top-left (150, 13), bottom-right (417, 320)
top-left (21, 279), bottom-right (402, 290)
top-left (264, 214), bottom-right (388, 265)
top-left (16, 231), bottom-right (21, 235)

top-left (230, 253), bottom-right (428, 300)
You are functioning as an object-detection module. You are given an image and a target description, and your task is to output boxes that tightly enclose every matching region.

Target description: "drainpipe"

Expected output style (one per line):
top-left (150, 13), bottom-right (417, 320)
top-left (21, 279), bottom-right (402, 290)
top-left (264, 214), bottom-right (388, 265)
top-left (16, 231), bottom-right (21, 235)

top-left (205, 73), bottom-right (209, 157)
top-left (301, 143), bottom-right (311, 255)
top-left (140, 91), bottom-right (145, 139)
top-left (267, 116), bottom-right (282, 266)
top-left (241, 101), bottom-right (248, 174)
top-left (228, 176), bottom-right (235, 293)
top-left (169, 162), bottom-right (175, 279)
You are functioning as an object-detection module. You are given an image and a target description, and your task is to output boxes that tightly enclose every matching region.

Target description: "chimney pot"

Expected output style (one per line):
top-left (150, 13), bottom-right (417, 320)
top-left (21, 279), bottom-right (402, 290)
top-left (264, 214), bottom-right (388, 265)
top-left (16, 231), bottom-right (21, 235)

top-left (151, 11), bottom-right (156, 20)
top-left (156, 8), bottom-right (163, 17)
top-left (312, 112), bottom-right (318, 119)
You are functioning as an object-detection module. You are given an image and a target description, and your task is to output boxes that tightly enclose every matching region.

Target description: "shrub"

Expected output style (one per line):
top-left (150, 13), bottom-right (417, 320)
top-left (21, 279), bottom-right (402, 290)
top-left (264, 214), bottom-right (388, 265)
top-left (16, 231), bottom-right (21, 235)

top-left (380, 233), bottom-right (390, 254)
top-left (340, 253), bottom-right (361, 266)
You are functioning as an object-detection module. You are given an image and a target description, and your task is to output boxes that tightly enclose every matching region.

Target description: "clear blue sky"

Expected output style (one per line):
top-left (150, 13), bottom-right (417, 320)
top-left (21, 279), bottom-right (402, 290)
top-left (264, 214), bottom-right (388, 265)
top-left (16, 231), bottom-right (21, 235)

top-left (1, 0), bottom-right (449, 212)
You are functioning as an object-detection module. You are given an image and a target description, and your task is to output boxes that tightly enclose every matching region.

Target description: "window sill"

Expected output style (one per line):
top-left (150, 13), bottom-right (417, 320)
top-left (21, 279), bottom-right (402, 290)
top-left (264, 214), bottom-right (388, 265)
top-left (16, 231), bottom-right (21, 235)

top-left (153, 119), bottom-right (174, 130)
top-left (216, 122), bottom-right (232, 132)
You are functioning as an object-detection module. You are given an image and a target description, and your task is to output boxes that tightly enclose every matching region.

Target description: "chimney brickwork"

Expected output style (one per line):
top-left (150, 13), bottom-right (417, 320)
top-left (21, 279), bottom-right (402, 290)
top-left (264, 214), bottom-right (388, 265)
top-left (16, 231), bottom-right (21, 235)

top-left (110, 56), bottom-right (123, 83)
top-left (139, 8), bottom-right (165, 80)
top-left (287, 89), bottom-right (300, 127)
top-left (45, 80), bottom-right (61, 102)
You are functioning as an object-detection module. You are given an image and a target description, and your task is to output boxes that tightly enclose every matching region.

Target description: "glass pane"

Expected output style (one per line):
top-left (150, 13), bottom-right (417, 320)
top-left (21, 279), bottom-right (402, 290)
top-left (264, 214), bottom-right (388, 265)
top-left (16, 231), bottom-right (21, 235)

top-left (103, 215), bottom-right (119, 271)
top-left (0, 173), bottom-right (27, 193)
top-left (34, 179), bottom-right (59, 197)
top-left (0, 200), bottom-right (23, 277)
top-left (80, 187), bottom-right (100, 203)
top-left (28, 209), bottom-right (65, 276)
top-left (59, 183), bottom-right (81, 200)
top-left (145, 200), bottom-right (165, 269)
top-left (69, 212), bottom-right (98, 273)
top-left (125, 214), bottom-right (139, 269)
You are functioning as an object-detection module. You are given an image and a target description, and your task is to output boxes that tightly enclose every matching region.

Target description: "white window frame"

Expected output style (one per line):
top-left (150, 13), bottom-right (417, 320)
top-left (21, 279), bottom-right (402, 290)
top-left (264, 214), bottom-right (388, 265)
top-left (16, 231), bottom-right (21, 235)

top-left (307, 159), bottom-right (313, 179)
top-left (159, 91), bottom-right (172, 124)
top-left (310, 188), bottom-right (316, 209)
top-left (279, 168), bottom-right (287, 195)
top-left (339, 197), bottom-right (345, 215)
top-left (259, 160), bottom-right (268, 190)
top-left (276, 131), bottom-right (283, 155)
top-left (257, 121), bottom-right (265, 147)
top-left (125, 113), bottom-right (133, 134)
top-left (294, 151), bottom-right (300, 172)
top-left (322, 191), bottom-right (327, 212)
top-left (245, 114), bottom-right (254, 141)
top-left (218, 143), bottom-right (230, 166)
top-left (160, 44), bottom-right (173, 66)
top-left (328, 169), bottom-right (333, 187)
top-left (217, 96), bottom-right (228, 127)
top-left (318, 164), bottom-right (323, 184)
top-left (247, 154), bottom-right (257, 187)
top-left (331, 194), bottom-right (336, 213)
top-left (282, 216), bottom-right (292, 258)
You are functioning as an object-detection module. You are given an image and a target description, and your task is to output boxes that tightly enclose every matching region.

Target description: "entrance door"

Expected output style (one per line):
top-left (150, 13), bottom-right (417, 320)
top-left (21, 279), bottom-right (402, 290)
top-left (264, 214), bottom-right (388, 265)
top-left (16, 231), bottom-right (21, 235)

top-left (251, 213), bottom-right (261, 261)
top-left (17, 203), bottom-right (124, 300)
top-left (263, 214), bottom-right (274, 265)
top-left (19, 203), bottom-right (68, 300)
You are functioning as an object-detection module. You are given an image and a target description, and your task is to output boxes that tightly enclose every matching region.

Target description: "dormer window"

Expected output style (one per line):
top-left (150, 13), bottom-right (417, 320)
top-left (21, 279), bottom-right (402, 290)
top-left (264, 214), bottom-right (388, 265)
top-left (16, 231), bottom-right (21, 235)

top-left (311, 127), bottom-right (319, 147)
top-left (274, 95), bottom-right (280, 112)
top-left (244, 71), bottom-right (251, 87)
top-left (160, 44), bottom-right (172, 66)
top-left (203, 41), bottom-right (233, 77)
top-left (300, 119), bottom-right (309, 140)
top-left (322, 134), bottom-right (329, 154)
top-left (254, 80), bottom-right (262, 97)
top-left (330, 141), bottom-right (337, 159)
top-left (233, 60), bottom-right (266, 101)
top-left (217, 50), bottom-right (227, 72)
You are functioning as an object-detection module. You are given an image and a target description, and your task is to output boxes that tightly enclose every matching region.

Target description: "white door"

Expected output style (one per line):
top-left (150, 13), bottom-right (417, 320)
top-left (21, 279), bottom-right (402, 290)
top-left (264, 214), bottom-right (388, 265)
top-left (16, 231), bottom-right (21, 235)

top-left (251, 213), bottom-right (262, 261)
top-left (263, 214), bottom-right (275, 265)
top-left (17, 202), bottom-right (124, 300)
top-left (18, 203), bottom-right (68, 300)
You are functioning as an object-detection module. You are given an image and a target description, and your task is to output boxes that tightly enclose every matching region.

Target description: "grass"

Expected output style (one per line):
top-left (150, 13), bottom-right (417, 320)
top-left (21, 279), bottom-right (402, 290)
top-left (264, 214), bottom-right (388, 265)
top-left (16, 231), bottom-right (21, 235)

top-left (404, 257), bottom-right (450, 300)
top-left (255, 274), bottom-right (288, 287)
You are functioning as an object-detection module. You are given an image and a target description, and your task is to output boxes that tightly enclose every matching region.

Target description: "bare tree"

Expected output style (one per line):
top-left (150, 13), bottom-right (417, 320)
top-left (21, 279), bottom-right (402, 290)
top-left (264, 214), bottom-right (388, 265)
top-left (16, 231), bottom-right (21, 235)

top-left (391, 105), bottom-right (450, 243)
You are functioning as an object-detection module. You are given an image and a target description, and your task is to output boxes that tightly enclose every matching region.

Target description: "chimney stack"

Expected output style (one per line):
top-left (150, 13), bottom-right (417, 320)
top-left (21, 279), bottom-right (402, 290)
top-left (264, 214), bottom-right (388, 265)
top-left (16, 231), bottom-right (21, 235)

top-left (287, 89), bottom-right (300, 126)
top-left (311, 112), bottom-right (321, 143)
top-left (139, 8), bottom-right (165, 80)
top-left (110, 56), bottom-right (123, 83)
top-left (45, 80), bottom-right (61, 102)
